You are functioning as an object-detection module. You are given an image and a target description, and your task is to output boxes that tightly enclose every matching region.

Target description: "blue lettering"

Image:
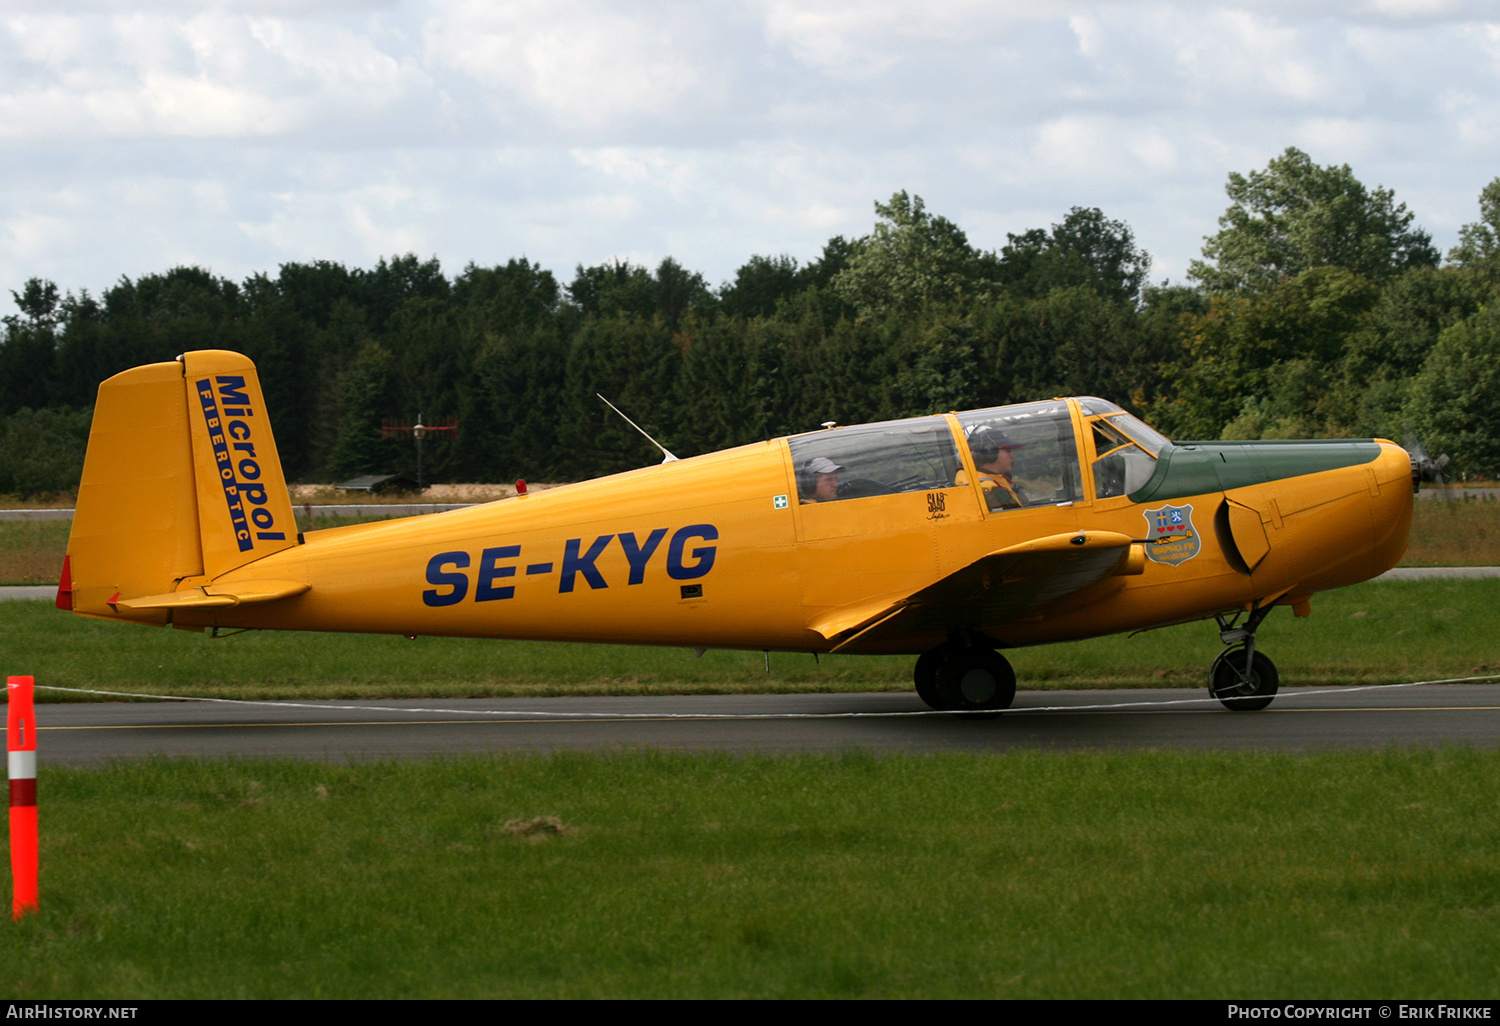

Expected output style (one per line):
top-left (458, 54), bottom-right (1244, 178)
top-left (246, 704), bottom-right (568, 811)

top-left (240, 483), bottom-right (268, 505)
top-left (618, 529), bottom-right (668, 585)
top-left (476, 545), bottom-right (520, 602)
top-left (196, 376), bottom-right (255, 550)
top-left (423, 552), bottom-right (470, 607)
top-left (238, 459), bottom-right (261, 480)
top-left (250, 507), bottom-right (275, 530)
top-left (667, 524), bottom-right (718, 580)
top-left (227, 420), bottom-right (251, 441)
top-left (559, 535), bottom-right (613, 593)
top-left (215, 376), bottom-right (252, 408)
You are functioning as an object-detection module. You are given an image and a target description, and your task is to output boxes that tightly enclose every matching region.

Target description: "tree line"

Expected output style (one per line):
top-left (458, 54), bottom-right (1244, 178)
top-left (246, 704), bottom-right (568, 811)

top-left (4, 146), bottom-right (1499, 497)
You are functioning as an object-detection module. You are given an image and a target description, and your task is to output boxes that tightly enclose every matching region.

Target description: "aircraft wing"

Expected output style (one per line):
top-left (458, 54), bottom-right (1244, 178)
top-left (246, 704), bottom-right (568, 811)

top-left (811, 531), bottom-right (1143, 653)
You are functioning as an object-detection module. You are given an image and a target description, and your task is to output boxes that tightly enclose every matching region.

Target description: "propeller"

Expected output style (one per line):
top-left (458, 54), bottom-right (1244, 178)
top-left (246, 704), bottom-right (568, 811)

top-left (1405, 434), bottom-right (1452, 497)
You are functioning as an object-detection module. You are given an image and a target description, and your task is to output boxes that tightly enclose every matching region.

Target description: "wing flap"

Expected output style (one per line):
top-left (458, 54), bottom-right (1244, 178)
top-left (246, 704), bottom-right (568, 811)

top-left (807, 590), bottom-right (913, 641)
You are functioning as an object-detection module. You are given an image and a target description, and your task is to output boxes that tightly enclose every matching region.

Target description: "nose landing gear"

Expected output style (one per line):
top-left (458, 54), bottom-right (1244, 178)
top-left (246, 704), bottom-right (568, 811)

top-left (913, 637), bottom-right (1017, 717)
top-left (1209, 606), bottom-right (1279, 711)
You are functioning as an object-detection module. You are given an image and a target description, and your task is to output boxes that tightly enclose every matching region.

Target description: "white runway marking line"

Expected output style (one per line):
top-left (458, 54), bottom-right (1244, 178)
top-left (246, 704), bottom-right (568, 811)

top-left (32, 674), bottom-right (1500, 724)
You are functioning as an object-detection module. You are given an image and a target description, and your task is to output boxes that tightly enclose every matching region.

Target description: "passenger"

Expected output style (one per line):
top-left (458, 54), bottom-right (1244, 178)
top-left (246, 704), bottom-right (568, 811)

top-left (800, 457), bottom-right (843, 503)
top-left (958, 428), bottom-right (1024, 510)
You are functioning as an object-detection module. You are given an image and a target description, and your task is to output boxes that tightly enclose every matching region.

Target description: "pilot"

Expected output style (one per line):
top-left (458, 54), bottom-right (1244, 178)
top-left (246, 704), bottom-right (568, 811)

top-left (958, 428), bottom-right (1024, 510)
top-left (800, 457), bottom-right (843, 503)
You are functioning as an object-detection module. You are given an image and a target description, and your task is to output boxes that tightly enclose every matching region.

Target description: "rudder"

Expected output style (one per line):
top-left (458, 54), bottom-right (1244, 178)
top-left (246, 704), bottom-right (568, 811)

top-left (181, 350), bottom-right (297, 581)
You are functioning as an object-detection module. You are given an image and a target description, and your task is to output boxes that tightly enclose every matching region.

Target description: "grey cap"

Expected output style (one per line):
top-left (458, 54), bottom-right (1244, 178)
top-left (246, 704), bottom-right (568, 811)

top-left (806, 457), bottom-right (843, 475)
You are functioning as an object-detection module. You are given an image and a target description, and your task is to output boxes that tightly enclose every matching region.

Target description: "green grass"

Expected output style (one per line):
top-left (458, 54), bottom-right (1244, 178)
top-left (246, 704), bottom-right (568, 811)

top-left (0, 520), bottom-right (70, 586)
top-left (5, 749), bottom-right (1498, 998)
top-left (1404, 494), bottom-right (1500, 565)
top-left (4, 579), bottom-right (1498, 701)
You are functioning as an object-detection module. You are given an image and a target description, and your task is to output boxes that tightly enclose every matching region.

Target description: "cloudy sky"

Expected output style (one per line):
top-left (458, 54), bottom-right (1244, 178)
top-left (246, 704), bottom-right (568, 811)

top-left (3, 0), bottom-right (1498, 305)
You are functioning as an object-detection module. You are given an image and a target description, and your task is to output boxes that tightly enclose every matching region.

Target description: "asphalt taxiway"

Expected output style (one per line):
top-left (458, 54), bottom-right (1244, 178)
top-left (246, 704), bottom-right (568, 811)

top-left (28, 683), bottom-right (1500, 764)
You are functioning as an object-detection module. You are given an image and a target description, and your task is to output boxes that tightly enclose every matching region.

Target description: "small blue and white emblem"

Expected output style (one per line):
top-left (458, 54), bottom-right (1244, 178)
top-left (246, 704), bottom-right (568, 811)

top-left (1143, 504), bottom-right (1200, 566)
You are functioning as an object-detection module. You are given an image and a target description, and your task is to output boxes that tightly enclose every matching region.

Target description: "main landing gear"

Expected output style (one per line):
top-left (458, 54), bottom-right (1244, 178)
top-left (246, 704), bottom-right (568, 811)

top-left (914, 636), bottom-right (1017, 717)
top-left (1208, 605), bottom-right (1279, 711)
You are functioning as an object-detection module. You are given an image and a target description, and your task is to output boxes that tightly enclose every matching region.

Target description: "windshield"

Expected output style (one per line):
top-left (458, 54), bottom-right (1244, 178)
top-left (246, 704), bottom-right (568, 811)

top-left (1090, 416), bottom-right (1158, 497)
top-left (1105, 412), bottom-right (1169, 457)
top-left (1076, 397), bottom-right (1170, 456)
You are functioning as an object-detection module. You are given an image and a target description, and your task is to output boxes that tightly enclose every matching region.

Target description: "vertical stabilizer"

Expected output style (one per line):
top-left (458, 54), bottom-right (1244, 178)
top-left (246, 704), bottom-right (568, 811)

top-left (66, 350), bottom-right (298, 623)
top-left (180, 351), bottom-right (298, 581)
top-left (67, 361), bottom-right (203, 620)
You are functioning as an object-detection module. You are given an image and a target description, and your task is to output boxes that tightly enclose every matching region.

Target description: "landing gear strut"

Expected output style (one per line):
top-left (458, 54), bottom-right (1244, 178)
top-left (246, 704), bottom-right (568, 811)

top-left (1209, 605), bottom-right (1279, 711)
top-left (913, 637), bottom-right (1016, 717)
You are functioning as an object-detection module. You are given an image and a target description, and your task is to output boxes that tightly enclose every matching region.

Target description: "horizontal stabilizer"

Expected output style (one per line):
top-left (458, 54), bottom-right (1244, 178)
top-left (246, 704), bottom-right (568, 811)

top-left (118, 580), bottom-right (310, 611)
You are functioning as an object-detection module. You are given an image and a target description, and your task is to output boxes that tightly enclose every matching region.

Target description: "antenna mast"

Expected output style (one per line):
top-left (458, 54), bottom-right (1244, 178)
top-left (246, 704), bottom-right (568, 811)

top-left (596, 394), bottom-right (679, 463)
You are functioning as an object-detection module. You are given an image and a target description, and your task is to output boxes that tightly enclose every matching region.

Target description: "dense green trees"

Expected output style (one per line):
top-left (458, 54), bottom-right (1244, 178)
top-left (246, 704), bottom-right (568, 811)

top-left (1189, 147), bottom-right (1438, 293)
top-left (1152, 155), bottom-right (1500, 476)
top-left (1405, 305), bottom-right (1500, 477)
top-left (6, 156), bottom-right (1500, 496)
top-left (832, 192), bottom-right (985, 315)
top-left (0, 406), bottom-right (91, 497)
top-left (996, 206), bottom-right (1152, 304)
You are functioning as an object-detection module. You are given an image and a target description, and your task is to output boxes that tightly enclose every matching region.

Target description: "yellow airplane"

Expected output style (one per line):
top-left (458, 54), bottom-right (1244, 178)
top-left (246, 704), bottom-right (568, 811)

top-left (57, 350), bottom-right (1414, 714)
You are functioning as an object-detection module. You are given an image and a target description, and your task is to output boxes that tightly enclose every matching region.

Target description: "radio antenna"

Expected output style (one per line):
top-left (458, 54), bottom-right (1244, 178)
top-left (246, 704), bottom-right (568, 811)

top-left (596, 394), bottom-right (678, 463)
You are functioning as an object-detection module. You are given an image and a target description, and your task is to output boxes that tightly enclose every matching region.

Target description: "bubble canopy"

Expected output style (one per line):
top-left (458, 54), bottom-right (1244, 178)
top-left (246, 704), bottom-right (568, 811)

top-left (786, 398), bottom-right (1172, 508)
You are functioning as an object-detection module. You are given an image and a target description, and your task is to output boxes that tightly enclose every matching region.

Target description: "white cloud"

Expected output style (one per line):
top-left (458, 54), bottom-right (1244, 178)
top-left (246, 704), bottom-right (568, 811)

top-left (1, 1), bottom-right (1498, 300)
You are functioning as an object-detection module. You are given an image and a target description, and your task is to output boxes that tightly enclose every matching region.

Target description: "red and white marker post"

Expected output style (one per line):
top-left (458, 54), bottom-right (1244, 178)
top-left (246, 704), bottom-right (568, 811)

top-left (8, 675), bottom-right (38, 919)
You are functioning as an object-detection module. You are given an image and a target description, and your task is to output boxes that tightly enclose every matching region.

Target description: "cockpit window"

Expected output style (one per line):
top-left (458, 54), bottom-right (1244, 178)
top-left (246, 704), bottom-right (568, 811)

top-left (788, 416), bottom-right (962, 505)
top-left (1091, 416), bottom-right (1158, 498)
top-left (1105, 412), bottom-right (1170, 457)
top-left (1075, 397), bottom-right (1170, 457)
top-left (954, 402), bottom-right (1082, 511)
top-left (1077, 397), bottom-right (1123, 417)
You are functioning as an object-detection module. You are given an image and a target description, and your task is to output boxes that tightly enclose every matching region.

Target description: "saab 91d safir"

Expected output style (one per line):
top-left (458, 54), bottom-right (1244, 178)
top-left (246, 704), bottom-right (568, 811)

top-left (57, 351), bottom-right (1414, 715)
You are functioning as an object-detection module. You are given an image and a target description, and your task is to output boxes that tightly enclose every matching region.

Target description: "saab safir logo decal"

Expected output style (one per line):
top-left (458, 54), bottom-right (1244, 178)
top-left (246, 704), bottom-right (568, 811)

top-left (195, 375), bottom-right (285, 552)
top-left (423, 524), bottom-right (718, 607)
top-left (1143, 504), bottom-right (1200, 566)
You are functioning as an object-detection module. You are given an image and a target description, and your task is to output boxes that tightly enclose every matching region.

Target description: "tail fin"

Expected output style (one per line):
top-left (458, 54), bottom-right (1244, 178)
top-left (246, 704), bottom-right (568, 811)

top-left (66, 350), bottom-right (297, 621)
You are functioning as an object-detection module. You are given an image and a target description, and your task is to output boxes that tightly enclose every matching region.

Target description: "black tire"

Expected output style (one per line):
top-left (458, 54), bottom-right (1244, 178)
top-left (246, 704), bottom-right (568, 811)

top-left (1209, 648), bottom-right (1278, 711)
top-left (914, 648), bottom-right (945, 709)
top-left (936, 648), bottom-right (1017, 717)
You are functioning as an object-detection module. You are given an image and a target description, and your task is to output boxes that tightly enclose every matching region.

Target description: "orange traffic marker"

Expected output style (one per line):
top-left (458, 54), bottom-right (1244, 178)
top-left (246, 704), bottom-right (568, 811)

top-left (8, 675), bottom-right (38, 920)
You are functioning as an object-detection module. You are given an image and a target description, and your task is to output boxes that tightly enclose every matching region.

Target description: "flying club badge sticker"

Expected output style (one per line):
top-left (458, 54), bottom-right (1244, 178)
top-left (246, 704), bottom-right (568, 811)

top-left (1144, 504), bottom-right (1200, 565)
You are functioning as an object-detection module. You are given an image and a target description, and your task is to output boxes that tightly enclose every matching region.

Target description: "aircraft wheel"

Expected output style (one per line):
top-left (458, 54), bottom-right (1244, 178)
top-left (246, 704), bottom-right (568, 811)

top-left (913, 648), bottom-right (946, 710)
top-left (936, 648), bottom-right (1016, 718)
top-left (1209, 648), bottom-right (1278, 711)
